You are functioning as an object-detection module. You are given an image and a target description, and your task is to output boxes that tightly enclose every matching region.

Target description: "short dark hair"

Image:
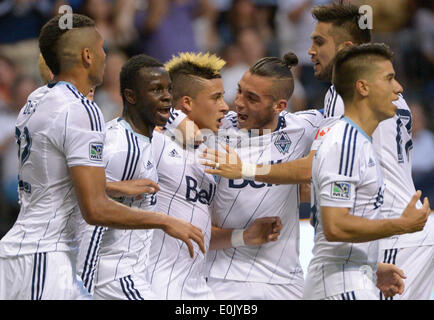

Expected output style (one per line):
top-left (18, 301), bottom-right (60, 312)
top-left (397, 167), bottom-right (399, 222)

top-left (39, 14), bottom-right (95, 75)
top-left (249, 51), bottom-right (298, 101)
top-left (165, 52), bottom-right (225, 102)
top-left (119, 54), bottom-right (164, 105)
top-left (312, 2), bottom-right (371, 45)
top-left (333, 43), bottom-right (394, 102)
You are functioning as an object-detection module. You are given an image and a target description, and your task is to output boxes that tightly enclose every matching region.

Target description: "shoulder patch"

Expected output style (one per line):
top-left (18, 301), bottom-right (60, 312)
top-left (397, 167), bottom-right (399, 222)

top-left (89, 142), bottom-right (104, 162)
top-left (331, 182), bottom-right (351, 200)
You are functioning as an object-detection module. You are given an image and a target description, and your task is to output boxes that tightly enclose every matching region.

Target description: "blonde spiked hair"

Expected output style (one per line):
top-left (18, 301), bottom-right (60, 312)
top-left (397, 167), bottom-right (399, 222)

top-left (165, 52), bottom-right (226, 101)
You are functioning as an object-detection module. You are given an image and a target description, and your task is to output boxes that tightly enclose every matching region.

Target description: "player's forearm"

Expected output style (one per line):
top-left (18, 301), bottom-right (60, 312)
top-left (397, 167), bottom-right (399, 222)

top-left (209, 226), bottom-right (233, 250)
top-left (82, 195), bottom-right (169, 230)
top-left (254, 154), bottom-right (312, 184)
top-left (323, 213), bottom-right (408, 243)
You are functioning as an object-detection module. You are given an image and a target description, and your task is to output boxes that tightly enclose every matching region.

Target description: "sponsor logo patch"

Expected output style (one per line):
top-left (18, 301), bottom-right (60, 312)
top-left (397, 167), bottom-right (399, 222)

top-left (89, 142), bottom-right (103, 161)
top-left (331, 182), bottom-right (351, 200)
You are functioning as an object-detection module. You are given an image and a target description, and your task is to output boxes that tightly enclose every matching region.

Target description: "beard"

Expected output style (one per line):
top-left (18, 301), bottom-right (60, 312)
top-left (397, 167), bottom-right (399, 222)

top-left (316, 61), bottom-right (334, 82)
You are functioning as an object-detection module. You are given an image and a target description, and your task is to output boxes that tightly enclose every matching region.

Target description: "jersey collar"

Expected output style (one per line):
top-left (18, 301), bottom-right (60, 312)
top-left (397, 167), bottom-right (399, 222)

top-left (341, 116), bottom-right (372, 142)
top-left (117, 117), bottom-right (151, 143)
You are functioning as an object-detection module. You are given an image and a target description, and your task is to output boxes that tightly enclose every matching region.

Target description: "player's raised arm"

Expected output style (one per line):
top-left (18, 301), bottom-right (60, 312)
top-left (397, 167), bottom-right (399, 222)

top-left (70, 165), bottom-right (205, 257)
top-left (201, 143), bottom-right (315, 184)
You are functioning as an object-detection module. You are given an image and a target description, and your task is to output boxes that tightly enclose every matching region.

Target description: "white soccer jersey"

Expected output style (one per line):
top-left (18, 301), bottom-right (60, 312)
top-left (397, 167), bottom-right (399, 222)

top-left (77, 118), bottom-right (158, 295)
top-left (0, 82), bottom-right (105, 257)
top-left (206, 110), bottom-right (323, 285)
top-left (147, 130), bottom-right (216, 300)
top-left (322, 86), bottom-right (433, 248)
top-left (306, 117), bottom-right (384, 299)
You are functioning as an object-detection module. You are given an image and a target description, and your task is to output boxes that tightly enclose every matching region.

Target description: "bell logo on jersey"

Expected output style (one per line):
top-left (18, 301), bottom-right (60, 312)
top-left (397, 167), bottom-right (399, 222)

top-left (89, 142), bottom-right (103, 162)
top-left (274, 132), bottom-right (291, 154)
top-left (185, 175), bottom-right (216, 205)
top-left (331, 182), bottom-right (351, 200)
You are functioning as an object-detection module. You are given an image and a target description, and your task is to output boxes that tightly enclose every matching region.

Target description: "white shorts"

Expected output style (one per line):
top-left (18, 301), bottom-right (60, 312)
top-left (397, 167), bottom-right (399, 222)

top-left (303, 263), bottom-right (378, 300)
top-left (93, 274), bottom-right (157, 300)
top-left (325, 289), bottom-right (378, 300)
top-left (378, 245), bottom-right (434, 300)
top-left (0, 251), bottom-right (92, 300)
top-left (207, 277), bottom-right (304, 300)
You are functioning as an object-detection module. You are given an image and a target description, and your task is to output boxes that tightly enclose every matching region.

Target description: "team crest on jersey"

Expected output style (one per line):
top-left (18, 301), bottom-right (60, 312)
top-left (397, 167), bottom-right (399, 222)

top-left (331, 182), bottom-right (351, 200)
top-left (274, 132), bottom-right (291, 154)
top-left (89, 142), bottom-right (103, 161)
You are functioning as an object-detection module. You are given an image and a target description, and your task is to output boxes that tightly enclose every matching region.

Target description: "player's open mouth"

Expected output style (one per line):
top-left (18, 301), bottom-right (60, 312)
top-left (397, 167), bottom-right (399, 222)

top-left (158, 106), bottom-right (171, 115)
top-left (217, 117), bottom-right (224, 127)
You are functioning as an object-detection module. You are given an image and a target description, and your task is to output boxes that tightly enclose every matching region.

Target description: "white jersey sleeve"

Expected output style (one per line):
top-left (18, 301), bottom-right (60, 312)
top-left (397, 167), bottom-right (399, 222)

top-left (161, 108), bottom-right (187, 132)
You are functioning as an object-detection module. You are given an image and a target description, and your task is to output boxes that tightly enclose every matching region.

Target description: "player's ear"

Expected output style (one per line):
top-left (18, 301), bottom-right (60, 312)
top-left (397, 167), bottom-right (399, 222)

top-left (82, 47), bottom-right (93, 68)
top-left (123, 88), bottom-right (136, 105)
top-left (178, 96), bottom-right (193, 115)
top-left (274, 99), bottom-right (287, 114)
top-left (337, 41), bottom-right (354, 52)
top-left (355, 79), bottom-right (369, 97)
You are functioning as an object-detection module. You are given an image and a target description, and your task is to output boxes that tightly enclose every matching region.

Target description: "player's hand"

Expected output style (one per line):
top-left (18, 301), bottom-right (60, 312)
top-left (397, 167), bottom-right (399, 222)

top-left (376, 262), bottom-right (406, 298)
top-left (400, 190), bottom-right (430, 233)
top-left (162, 216), bottom-right (205, 258)
top-left (200, 144), bottom-right (243, 179)
top-left (106, 179), bottom-right (160, 199)
top-left (244, 217), bottom-right (283, 246)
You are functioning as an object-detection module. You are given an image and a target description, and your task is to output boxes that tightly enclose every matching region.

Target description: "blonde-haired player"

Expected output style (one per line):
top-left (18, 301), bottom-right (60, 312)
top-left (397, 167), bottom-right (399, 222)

top-left (147, 52), bottom-right (282, 299)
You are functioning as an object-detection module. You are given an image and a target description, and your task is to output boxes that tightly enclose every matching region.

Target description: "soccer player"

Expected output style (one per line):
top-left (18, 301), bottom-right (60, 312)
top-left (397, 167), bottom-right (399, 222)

top-left (76, 54), bottom-right (172, 299)
top-left (305, 43), bottom-right (430, 300)
top-left (201, 52), bottom-right (326, 300)
top-left (147, 52), bottom-right (282, 299)
top-left (0, 14), bottom-right (204, 300)
top-left (309, 3), bottom-right (434, 300)
top-left (203, 3), bottom-right (434, 299)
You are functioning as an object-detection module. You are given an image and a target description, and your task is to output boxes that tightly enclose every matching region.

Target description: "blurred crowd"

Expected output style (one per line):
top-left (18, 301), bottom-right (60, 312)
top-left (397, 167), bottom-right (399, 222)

top-left (0, 0), bottom-right (433, 237)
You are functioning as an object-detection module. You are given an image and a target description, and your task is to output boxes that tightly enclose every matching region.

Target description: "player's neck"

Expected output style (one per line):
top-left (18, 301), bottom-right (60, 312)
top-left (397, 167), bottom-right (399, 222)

top-left (54, 71), bottom-right (94, 97)
top-left (255, 116), bottom-right (280, 136)
top-left (123, 113), bottom-right (154, 139)
top-left (344, 102), bottom-right (379, 137)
